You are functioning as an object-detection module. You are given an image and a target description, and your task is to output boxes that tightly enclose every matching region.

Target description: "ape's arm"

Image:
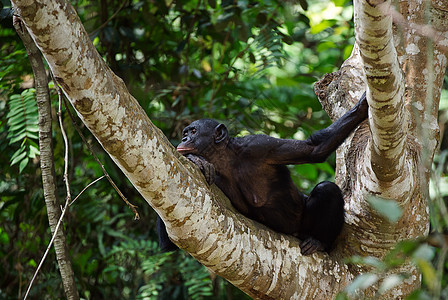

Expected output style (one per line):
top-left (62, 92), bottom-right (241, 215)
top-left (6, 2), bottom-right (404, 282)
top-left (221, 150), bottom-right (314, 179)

top-left (264, 92), bottom-right (367, 165)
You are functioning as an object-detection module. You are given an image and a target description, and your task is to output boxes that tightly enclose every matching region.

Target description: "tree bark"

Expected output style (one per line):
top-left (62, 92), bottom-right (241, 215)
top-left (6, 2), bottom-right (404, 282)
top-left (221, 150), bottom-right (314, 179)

top-left (316, 0), bottom-right (448, 296)
top-left (356, 0), bottom-right (407, 183)
top-left (12, 16), bottom-right (80, 300)
top-left (10, 0), bottom-right (448, 298)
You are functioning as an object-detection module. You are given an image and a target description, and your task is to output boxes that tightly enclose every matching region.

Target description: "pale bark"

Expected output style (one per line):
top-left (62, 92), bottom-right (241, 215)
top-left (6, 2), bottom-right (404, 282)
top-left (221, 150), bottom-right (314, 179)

top-left (314, 0), bottom-right (448, 297)
top-left (12, 16), bottom-right (80, 300)
top-left (11, 0), bottom-right (448, 298)
top-left (356, 0), bottom-right (406, 183)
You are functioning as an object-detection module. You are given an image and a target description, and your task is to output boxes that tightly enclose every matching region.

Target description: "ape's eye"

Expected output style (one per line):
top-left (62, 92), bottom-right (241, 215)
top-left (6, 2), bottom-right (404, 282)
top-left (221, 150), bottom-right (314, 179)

top-left (191, 128), bottom-right (197, 134)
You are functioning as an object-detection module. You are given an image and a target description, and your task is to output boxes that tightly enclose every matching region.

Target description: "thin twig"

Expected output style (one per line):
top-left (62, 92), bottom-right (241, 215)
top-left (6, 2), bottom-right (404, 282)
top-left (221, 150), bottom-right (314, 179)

top-left (23, 199), bottom-right (70, 300)
top-left (69, 175), bottom-right (106, 206)
top-left (59, 86), bottom-right (140, 219)
top-left (24, 174), bottom-right (107, 299)
top-left (388, 7), bottom-right (448, 53)
top-left (88, 0), bottom-right (128, 38)
top-left (24, 167), bottom-right (107, 299)
top-left (56, 82), bottom-right (72, 206)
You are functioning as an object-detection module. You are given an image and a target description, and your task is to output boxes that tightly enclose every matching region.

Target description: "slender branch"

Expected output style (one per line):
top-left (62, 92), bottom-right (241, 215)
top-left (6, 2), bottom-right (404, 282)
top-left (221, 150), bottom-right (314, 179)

top-left (23, 200), bottom-right (71, 300)
top-left (60, 93), bottom-right (140, 219)
top-left (88, 0), bottom-right (127, 38)
top-left (69, 175), bottom-right (105, 206)
top-left (24, 174), bottom-right (105, 299)
top-left (390, 8), bottom-right (448, 54)
top-left (56, 79), bottom-right (72, 205)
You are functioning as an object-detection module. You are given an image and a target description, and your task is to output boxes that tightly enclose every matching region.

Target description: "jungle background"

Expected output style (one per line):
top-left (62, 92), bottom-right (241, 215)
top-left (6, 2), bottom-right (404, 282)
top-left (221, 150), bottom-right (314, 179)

top-left (1, 0), bottom-right (447, 299)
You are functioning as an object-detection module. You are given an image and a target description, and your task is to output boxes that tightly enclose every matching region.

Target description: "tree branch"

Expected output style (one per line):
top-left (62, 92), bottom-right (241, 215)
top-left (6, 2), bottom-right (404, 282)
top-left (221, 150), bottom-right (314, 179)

top-left (13, 0), bottom-right (441, 297)
top-left (355, 0), bottom-right (407, 183)
top-left (10, 0), bottom-right (358, 298)
top-left (12, 15), bottom-right (80, 300)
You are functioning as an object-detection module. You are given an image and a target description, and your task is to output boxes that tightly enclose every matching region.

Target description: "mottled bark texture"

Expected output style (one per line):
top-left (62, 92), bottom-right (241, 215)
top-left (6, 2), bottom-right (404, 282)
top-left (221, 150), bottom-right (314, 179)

top-left (12, 16), bottom-right (80, 300)
top-left (315, 0), bottom-right (448, 297)
top-left (11, 0), bottom-right (448, 298)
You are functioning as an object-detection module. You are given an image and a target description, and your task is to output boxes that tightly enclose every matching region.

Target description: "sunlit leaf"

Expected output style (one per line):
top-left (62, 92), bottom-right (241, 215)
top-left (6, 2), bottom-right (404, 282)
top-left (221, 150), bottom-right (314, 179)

top-left (412, 244), bottom-right (435, 261)
top-left (310, 20), bottom-right (336, 34)
top-left (19, 157), bottom-right (29, 173)
top-left (367, 196), bottom-right (403, 223)
top-left (343, 44), bottom-right (354, 59)
top-left (11, 150), bottom-right (27, 166)
top-left (416, 259), bottom-right (436, 291)
top-left (345, 273), bottom-right (378, 295)
top-left (27, 259), bottom-right (37, 268)
top-left (378, 274), bottom-right (404, 294)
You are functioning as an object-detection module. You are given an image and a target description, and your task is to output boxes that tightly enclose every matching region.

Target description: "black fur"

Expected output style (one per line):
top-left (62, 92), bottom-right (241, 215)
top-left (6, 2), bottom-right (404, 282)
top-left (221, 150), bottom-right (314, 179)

top-left (158, 92), bottom-right (367, 255)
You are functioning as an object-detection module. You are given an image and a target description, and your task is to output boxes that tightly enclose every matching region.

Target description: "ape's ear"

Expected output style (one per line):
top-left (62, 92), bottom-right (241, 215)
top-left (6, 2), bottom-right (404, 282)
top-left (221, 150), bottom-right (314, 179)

top-left (214, 124), bottom-right (228, 144)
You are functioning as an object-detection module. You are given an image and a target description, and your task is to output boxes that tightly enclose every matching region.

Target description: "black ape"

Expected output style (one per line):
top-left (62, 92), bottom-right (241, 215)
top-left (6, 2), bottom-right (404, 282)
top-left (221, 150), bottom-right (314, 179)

top-left (158, 92), bottom-right (368, 255)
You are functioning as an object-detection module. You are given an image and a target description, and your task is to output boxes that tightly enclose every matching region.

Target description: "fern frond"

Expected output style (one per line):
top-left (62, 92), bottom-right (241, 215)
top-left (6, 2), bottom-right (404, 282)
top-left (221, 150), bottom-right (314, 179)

top-left (6, 89), bottom-right (40, 173)
top-left (251, 25), bottom-right (288, 73)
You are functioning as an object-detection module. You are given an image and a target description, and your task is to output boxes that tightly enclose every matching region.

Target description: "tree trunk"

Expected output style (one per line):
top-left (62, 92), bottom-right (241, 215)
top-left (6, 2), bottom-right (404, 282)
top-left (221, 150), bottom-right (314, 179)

top-left (10, 0), bottom-right (448, 298)
top-left (12, 16), bottom-right (80, 300)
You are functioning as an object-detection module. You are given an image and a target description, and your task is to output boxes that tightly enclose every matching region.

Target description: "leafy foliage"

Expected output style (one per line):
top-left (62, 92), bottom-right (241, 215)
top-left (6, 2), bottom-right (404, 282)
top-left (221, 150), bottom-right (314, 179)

top-left (1, 0), bottom-right (447, 299)
top-left (367, 196), bottom-right (403, 223)
top-left (5, 89), bottom-right (39, 173)
top-left (138, 251), bottom-right (217, 300)
top-left (338, 240), bottom-right (439, 299)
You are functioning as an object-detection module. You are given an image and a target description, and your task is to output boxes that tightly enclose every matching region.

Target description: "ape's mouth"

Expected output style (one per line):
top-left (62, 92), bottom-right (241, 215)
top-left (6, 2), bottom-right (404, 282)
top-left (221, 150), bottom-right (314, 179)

top-left (176, 146), bottom-right (195, 153)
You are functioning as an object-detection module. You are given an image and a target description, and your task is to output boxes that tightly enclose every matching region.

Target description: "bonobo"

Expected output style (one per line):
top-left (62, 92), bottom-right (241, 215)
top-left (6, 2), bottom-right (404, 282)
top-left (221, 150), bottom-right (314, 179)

top-left (158, 92), bottom-right (368, 255)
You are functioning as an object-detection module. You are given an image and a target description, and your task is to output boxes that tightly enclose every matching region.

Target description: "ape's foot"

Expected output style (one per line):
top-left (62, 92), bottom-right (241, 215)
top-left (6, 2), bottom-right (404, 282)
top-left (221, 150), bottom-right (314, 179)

top-left (300, 237), bottom-right (325, 255)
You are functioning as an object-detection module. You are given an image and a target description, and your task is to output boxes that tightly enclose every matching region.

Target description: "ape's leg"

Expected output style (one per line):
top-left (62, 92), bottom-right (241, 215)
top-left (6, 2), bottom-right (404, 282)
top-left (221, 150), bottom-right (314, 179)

top-left (299, 181), bottom-right (344, 255)
top-left (157, 216), bottom-right (179, 252)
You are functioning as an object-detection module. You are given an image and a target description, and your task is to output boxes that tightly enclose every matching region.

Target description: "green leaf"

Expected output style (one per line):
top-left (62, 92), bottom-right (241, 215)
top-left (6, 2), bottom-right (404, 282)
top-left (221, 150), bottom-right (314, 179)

top-left (0, 229), bottom-right (10, 244)
top-left (29, 144), bottom-right (40, 158)
top-left (7, 113), bottom-right (26, 126)
top-left (11, 145), bottom-right (26, 161)
top-left (19, 157), bottom-right (29, 173)
top-left (416, 258), bottom-right (436, 291)
top-left (405, 290), bottom-right (432, 300)
top-left (316, 162), bottom-right (335, 176)
top-left (335, 293), bottom-right (349, 300)
top-left (367, 196), bottom-right (402, 223)
top-left (26, 124), bottom-right (39, 133)
top-left (317, 41), bottom-right (336, 53)
top-left (6, 107), bottom-right (23, 119)
top-left (333, 0), bottom-right (349, 7)
top-left (343, 44), bottom-right (354, 60)
top-left (25, 131), bottom-right (38, 140)
top-left (378, 274), bottom-right (403, 294)
top-left (98, 231), bottom-right (106, 256)
top-left (439, 89), bottom-right (448, 110)
top-left (345, 273), bottom-right (378, 295)
top-left (27, 259), bottom-right (37, 268)
top-left (9, 132), bottom-right (28, 144)
top-left (310, 20), bottom-right (336, 34)
top-left (11, 150), bottom-right (27, 166)
top-left (9, 94), bottom-right (21, 101)
top-left (8, 122), bottom-right (26, 134)
top-left (412, 244), bottom-right (435, 261)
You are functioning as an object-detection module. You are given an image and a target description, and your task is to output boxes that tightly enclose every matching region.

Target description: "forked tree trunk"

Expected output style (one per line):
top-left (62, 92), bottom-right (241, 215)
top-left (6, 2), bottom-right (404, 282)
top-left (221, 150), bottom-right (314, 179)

top-left (11, 0), bottom-right (448, 298)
